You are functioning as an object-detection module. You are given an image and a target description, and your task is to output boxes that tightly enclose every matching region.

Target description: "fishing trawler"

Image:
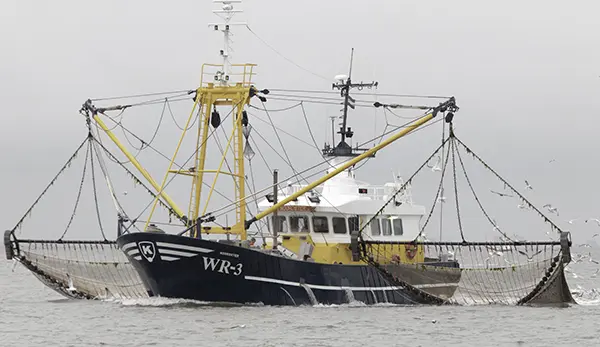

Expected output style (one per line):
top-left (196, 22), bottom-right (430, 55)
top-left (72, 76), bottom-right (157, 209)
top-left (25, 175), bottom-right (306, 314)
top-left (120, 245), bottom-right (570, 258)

top-left (4, 0), bottom-right (575, 307)
top-left (112, 1), bottom-right (464, 305)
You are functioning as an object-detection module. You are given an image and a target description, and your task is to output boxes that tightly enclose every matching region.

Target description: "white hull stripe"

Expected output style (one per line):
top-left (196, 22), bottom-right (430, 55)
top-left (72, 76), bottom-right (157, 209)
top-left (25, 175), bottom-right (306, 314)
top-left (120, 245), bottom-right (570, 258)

top-left (161, 256), bottom-right (180, 261)
top-left (244, 275), bottom-right (403, 291)
top-left (413, 283), bottom-right (458, 289)
top-left (121, 242), bottom-right (136, 252)
top-left (158, 249), bottom-right (199, 257)
top-left (155, 242), bottom-right (214, 254)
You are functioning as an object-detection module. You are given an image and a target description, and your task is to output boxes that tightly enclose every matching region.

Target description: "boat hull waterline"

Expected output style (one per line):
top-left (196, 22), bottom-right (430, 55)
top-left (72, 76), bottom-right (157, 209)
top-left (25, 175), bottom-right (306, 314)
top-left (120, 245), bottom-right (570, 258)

top-left (117, 232), bottom-right (460, 306)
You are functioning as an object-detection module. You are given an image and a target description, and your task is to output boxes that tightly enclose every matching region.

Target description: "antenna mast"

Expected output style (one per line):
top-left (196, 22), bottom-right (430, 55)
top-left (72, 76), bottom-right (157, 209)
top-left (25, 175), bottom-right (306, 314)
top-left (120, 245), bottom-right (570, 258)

top-left (327, 48), bottom-right (378, 157)
top-left (210, 0), bottom-right (246, 85)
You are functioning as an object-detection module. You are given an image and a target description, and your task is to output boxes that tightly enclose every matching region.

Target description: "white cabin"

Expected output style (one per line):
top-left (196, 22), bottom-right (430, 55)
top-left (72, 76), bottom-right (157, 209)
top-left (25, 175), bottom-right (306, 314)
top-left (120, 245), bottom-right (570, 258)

top-left (257, 157), bottom-right (426, 243)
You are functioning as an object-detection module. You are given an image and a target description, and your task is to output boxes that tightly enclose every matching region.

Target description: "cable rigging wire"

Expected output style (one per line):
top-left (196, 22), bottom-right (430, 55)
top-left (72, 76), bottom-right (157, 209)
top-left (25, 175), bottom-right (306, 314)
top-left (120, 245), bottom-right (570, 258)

top-left (89, 140), bottom-right (108, 241)
top-left (58, 140), bottom-right (91, 240)
top-left (209, 110), bottom-right (445, 220)
top-left (121, 99), bottom-right (246, 233)
top-left (90, 89), bottom-right (194, 102)
top-left (121, 98), bottom-right (167, 151)
top-left (166, 98), bottom-right (199, 131)
top-left (266, 88), bottom-right (451, 99)
top-left (244, 25), bottom-right (330, 82)
top-left (11, 137), bottom-right (90, 235)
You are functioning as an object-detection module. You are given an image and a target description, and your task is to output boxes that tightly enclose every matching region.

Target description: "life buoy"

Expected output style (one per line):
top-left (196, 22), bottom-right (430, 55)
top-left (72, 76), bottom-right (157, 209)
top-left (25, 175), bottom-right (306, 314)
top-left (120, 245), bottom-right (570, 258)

top-left (405, 244), bottom-right (418, 260)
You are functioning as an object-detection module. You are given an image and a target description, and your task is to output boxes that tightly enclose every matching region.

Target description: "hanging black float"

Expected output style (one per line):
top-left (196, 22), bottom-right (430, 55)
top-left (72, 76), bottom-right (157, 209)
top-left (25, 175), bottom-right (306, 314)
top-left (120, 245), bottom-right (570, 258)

top-left (211, 108), bottom-right (221, 128)
top-left (242, 110), bottom-right (248, 127)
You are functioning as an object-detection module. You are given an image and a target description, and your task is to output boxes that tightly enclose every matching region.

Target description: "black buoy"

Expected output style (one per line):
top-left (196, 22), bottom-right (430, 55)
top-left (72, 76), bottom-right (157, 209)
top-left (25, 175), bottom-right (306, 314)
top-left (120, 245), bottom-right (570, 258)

top-left (4, 230), bottom-right (14, 260)
top-left (211, 109), bottom-right (221, 128)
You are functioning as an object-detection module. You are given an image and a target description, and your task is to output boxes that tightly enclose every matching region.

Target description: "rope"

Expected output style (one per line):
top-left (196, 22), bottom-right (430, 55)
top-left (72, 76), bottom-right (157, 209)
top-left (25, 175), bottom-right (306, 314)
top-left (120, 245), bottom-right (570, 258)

top-left (357, 138), bottom-right (450, 238)
top-left (416, 142), bottom-right (453, 238)
top-left (453, 138), bottom-right (515, 242)
top-left (450, 136), bottom-right (466, 242)
top-left (452, 136), bottom-right (565, 234)
top-left (58, 140), bottom-right (91, 241)
top-left (90, 89), bottom-right (194, 102)
top-left (245, 25), bottom-right (330, 82)
top-left (248, 102), bottom-right (303, 113)
top-left (92, 137), bottom-right (185, 224)
top-left (11, 137), bottom-right (89, 234)
top-left (121, 98), bottom-right (246, 233)
top-left (89, 142), bottom-right (108, 241)
top-left (120, 99), bottom-right (167, 151)
top-left (167, 98), bottom-right (198, 131)
top-left (248, 112), bottom-right (316, 149)
top-left (265, 88), bottom-right (451, 99)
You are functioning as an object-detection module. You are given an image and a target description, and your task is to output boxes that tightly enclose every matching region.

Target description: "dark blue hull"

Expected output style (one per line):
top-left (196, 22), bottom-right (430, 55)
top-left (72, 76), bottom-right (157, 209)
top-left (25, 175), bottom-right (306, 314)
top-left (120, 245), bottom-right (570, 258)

top-left (117, 233), bottom-right (459, 305)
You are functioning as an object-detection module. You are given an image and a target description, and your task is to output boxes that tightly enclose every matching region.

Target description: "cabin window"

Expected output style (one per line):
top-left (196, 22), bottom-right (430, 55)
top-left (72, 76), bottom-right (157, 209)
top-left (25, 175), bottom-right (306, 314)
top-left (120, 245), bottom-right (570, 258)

top-left (312, 216), bottom-right (329, 233)
top-left (348, 216), bottom-right (359, 232)
top-left (272, 216), bottom-right (288, 233)
top-left (370, 218), bottom-right (380, 236)
top-left (290, 215), bottom-right (309, 232)
top-left (393, 218), bottom-right (404, 236)
top-left (382, 218), bottom-right (392, 236)
top-left (332, 217), bottom-right (347, 234)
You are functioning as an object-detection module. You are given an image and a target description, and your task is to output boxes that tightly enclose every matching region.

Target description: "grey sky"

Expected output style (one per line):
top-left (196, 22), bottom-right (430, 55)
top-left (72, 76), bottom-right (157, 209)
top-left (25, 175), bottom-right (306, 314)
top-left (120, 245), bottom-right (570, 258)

top-left (2, 1), bottom-right (600, 243)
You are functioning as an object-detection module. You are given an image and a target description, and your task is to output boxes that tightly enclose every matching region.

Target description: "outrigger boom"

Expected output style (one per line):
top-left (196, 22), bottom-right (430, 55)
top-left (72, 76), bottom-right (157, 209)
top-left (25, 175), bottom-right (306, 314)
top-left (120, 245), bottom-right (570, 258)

top-left (244, 97), bottom-right (458, 229)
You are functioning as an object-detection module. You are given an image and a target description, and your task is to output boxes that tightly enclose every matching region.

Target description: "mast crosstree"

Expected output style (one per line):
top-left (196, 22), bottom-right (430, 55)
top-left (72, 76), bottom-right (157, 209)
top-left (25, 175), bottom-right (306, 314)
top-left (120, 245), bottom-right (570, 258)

top-left (324, 48), bottom-right (378, 157)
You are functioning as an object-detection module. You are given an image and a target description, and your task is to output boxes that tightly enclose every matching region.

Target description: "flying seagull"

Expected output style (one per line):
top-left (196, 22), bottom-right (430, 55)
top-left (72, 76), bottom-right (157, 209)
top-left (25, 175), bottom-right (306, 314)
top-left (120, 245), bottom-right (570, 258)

top-left (567, 218), bottom-right (578, 225)
top-left (525, 180), bottom-right (533, 190)
top-left (427, 156), bottom-right (442, 172)
top-left (586, 218), bottom-right (600, 227)
top-left (543, 204), bottom-right (559, 216)
top-left (437, 188), bottom-right (446, 203)
top-left (490, 190), bottom-right (513, 198)
top-left (518, 249), bottom-right (543, 262)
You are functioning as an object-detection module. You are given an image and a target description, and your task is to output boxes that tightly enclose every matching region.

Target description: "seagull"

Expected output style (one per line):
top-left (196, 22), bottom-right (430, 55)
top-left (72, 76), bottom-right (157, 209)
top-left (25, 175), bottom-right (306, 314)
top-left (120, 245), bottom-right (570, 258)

top-left (66, 274), bottom-right (76, 292)
top-left (593, 233), bottom-right (599, 238)
top-left (490, 190), bottom-right (513, 198)
top-left (592, 269), bottom-right (599, 278)
top-left (543, 204), bottom-right (559, 216)
top-left (493, 223), bottom-right (501, 233)
top-left (437, 188), bottom-right (446, 203)
top-left (588, 252), bottom-right (599, 264)
top-left (549, 159), bottom-right (556, 164)
top-left (586, 218), bottom-right (600, 227)
top-left (427, 156), bottom-right (442, 172)
top-left (567, 218), bottom-right (578, 225)
top-left (525, 180), bottom-right (533, 190)
top-left (517, 202), bottom-right (528, 210)
top-left (123, 191), bottom-right (128, 196)
top-left (518, 249), bottom-right (543, 262)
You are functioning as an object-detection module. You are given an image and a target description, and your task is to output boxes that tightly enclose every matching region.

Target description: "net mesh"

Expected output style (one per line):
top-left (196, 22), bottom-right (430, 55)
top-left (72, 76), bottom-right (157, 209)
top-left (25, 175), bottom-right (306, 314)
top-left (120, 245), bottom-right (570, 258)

top-left (14, 240), bottom-right (148, 299)
top-left (364, 241), bottom-right (575, 305)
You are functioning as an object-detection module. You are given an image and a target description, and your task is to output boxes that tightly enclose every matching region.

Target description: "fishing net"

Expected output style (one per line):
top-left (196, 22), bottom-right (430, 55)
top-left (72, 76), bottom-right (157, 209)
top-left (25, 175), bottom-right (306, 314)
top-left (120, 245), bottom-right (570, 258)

top-left (358, 122), bottom-right (575, 306)
top-left (2, 133), bottom-right (173, 300)
top-left (363, 238), bottom-right (575, 305)
top-left (7, 237), bottom-right (148, 299)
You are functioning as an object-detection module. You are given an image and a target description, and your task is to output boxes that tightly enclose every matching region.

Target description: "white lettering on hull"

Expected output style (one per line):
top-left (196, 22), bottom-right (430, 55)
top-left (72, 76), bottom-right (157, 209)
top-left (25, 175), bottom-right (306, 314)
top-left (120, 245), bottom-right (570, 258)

top-left (203, 256), bottom-right (243, 276)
